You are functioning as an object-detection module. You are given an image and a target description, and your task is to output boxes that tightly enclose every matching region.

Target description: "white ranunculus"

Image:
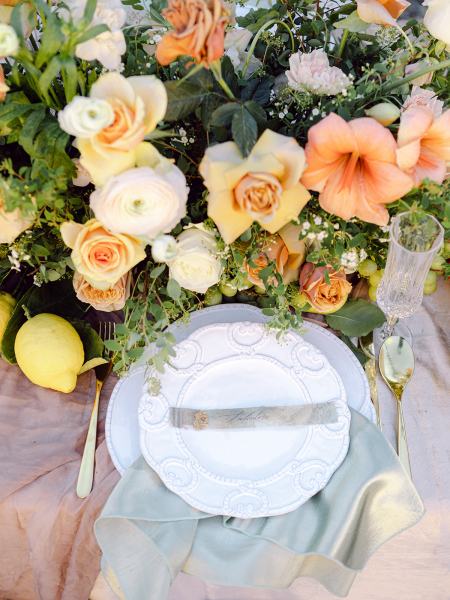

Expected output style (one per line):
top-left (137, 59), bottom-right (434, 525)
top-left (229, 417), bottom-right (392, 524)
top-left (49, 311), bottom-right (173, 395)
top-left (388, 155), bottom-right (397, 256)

top-left (63, 0), bottom-right (127, 70)
top-left (168, 226), bottom-right (223, 294)
top-left (0, 23), bottom-right (19, 57)
top-left (58, 97), bottom-right (114, 138)
top-left (90, 162), bottom-right (188, 241)
top-left (152, 234), bottom-right (178, 263)
top-left (424, 0), bottom-right (450, 47)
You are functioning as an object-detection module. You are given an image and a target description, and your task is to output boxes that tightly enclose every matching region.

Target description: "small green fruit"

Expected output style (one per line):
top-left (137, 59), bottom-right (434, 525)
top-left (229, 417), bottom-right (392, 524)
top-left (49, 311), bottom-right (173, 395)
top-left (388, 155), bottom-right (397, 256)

top-left (368, 285), bottom-right (378, 302)
top-left (219, 281), bottom-right (238, 297)
top-left (369, 269), bottom-right (384, 288)
top-left (204, 286), bottom-right (222, 306)
top-left (358, 259), bottom-right (378, 277)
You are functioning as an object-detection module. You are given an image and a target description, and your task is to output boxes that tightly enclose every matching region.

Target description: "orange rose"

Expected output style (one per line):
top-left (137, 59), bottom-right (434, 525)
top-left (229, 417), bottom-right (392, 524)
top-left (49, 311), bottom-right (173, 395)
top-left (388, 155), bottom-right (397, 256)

top-left (60, 219), bottom-right (146, 290)
top-left (73, 271), bottom-right (131, 312)
top-left (299, 263), bottom-right (352, 314)
top-left (0, 65), bottom-right (8, 102)
top-left (156, 0), bottom-right (229, 67)
top-left (244, 224), bottom-right (306, 288)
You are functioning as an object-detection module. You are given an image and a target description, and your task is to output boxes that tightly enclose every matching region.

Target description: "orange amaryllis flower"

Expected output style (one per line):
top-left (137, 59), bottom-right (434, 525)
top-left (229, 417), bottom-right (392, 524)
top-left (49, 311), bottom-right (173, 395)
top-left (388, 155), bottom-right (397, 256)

top-left (356, 0), bottom-right (410, 26)
top-left (156, 0), bottom-right (229, 67)
top-left (301, 113), bottom-right (414, 227)
top-left (396, 106), bottom-right (450, 186)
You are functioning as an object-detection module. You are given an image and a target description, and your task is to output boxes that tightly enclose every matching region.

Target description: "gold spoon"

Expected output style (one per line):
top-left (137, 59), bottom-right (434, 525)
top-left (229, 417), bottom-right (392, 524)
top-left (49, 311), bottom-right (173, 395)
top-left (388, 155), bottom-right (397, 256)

top-left (379, 336), bottom-right (414, 478)
top-left (359, 333), bottom-right (382, 429)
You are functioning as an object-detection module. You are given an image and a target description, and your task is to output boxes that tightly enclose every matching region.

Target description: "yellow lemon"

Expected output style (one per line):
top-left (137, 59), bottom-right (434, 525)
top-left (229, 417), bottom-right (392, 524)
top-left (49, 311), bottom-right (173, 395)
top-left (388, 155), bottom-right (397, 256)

top-left (0, 291), bottom-right (16, 348)
top-left (15, 313), bottom-right (84, 393)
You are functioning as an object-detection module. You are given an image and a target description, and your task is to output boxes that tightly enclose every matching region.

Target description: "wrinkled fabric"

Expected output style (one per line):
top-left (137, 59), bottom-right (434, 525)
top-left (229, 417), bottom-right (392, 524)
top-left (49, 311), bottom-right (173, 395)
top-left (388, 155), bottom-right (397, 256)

top-left (95, 410), bottom-right (424, 599)
top-left (0, 367), bottom-right (119, 600)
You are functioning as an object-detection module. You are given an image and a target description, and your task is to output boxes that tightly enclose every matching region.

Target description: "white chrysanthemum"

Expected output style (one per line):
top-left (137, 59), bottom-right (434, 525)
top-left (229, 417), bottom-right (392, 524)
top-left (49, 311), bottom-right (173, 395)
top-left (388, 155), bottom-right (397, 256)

top-left (63, 0), bottom-right (127, 70)
top-left (0, 23), bottom-right (19, 57)
top-left (224, 28), bottom-right (261, 76)
top-left (286, 49), bottom-right (351, 96)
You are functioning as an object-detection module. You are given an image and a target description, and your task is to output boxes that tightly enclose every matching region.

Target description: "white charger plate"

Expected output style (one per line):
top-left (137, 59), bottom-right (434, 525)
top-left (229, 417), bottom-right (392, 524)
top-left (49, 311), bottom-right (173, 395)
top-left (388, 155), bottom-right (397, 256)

top-left (138, 322), bottom-right (350, 518)
top-left (106, 304), bottom-right (374, 476)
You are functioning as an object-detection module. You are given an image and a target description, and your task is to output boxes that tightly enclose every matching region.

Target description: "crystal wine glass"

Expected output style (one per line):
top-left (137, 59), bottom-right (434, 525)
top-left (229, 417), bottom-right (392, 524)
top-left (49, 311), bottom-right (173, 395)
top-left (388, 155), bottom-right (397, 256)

top-left (376, 211), bottom-right (444, 341)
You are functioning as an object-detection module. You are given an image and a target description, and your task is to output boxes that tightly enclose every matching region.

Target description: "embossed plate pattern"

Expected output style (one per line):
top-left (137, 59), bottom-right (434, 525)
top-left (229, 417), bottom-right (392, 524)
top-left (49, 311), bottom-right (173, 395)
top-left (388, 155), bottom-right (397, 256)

top-left (138, 322), bottom-right (350, 518)
top-left (106, 304), bottom-right (374, 476)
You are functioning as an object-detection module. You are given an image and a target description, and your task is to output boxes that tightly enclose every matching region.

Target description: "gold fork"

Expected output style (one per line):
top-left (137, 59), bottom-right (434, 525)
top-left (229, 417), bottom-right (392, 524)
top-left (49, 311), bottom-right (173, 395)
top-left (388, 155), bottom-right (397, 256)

top-left (76, 321), bottom-right (114, 499)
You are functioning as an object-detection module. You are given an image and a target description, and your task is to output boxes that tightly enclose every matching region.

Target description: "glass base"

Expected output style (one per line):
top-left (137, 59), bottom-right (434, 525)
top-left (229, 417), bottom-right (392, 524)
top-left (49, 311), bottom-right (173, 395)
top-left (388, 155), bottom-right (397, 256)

top-left (374, 320), bottom-right (413, 356)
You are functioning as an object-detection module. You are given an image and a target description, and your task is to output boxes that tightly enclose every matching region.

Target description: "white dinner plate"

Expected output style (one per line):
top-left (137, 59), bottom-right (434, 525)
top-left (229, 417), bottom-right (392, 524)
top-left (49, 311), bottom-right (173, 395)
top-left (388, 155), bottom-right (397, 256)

top-left (138, 321), bottom-right (350, 518)
top-left (106, 304), bottom-right (374, 476)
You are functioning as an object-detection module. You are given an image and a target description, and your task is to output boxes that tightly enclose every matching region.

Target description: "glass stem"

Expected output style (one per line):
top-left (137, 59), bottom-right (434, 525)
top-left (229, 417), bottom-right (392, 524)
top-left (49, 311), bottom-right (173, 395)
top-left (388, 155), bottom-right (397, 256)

top-left (383, 314), bottom-right (398, 339)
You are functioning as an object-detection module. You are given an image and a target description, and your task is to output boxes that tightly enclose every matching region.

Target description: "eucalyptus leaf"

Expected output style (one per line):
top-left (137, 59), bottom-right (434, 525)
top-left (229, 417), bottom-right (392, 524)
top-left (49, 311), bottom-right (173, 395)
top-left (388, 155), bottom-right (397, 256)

top-left (167, 278), bottom-right (181, 301)
top-left (325, 299), bottom-right (385, 337)
top-left (334, 11), bottom-right (369, 33)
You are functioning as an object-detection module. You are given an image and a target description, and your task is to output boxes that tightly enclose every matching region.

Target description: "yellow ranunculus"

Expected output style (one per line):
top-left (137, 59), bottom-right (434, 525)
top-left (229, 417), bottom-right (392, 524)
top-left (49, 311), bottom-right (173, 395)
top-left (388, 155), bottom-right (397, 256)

top-left (199, 130), bottom-right (310, 244)
top-left (65, 72), bottom-right (167, 186)
top-left (60, 219), bottom-right (146, 290)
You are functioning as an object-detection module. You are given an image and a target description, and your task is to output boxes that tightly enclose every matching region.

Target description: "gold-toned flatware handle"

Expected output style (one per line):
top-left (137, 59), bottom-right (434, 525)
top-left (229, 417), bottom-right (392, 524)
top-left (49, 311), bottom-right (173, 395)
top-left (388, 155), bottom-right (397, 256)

top-left (364, 359), bottom-right (382, 430)
top-left (76, 380), bottom-right (102, 498)
top-left (397, 399), bottom-right (411, 479)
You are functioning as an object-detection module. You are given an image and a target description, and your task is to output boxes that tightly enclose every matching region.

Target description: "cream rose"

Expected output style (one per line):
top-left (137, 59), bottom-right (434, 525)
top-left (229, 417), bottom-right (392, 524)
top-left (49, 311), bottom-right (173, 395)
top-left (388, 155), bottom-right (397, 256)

top-left (73, 271), bottom-right (131, 311)
top-left (0, 196), bottom-right (34, 243)
top-left (89, 155), bottom-right (188, 241)
top-left (424, 0), bottom-right (450, 47)
top-left (60, 219), bottom-right (146, 290)
top-left (152, 234), bottom-right (178, 263)
top-left (0, 23), bottom-right (18, 56)
top-left (199, 129), bottom-right (310, 244)
top-left (168, 226), bottom-right (222, 294)
top-left (69, 72), bottom-right (167, 186)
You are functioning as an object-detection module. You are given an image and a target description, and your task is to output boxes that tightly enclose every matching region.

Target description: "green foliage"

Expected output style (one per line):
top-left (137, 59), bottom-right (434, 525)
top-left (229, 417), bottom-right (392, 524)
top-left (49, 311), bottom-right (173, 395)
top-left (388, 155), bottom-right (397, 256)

top-left (326, 300), bottom-right (386, 337)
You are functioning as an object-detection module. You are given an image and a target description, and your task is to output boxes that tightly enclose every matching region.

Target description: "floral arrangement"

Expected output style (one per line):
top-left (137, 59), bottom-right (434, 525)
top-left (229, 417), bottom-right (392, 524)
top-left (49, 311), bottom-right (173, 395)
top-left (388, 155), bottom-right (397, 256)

top-left (0, 0), bottom-right (449, 377)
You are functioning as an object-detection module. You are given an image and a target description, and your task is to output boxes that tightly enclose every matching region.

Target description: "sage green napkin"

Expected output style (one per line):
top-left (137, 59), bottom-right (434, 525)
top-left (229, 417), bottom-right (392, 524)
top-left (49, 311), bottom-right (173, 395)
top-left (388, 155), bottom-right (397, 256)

top-left (95, 410), bottom-right (424, 599)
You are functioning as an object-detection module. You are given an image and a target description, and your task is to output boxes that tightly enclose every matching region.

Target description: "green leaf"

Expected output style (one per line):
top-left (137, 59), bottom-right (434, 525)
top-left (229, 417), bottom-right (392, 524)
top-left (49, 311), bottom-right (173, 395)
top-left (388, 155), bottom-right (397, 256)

top-left (339, 334), bottom-right (369, 366)
top-left (166, 278), bottom-right (181, 301)
top-left (76, 23), bottom-right (109, 45)
top-left (35, 15), bottom-right (65, 69)
top-left (210, 102), bottom-right (239, 127)
top-left (325, 299), bottom-right (385, 337)
top-left (38, 56), bottom-right (62, 98)
top-left (83, 0), bottom-right (98, 23)
top-left (18, 106), bottom-right (46, 156)
top-left (164, 81), bottom-right (205, 121)
top-left (231, 106), bottom-right (257, 157)
top-left (150, 264), bottom-right (166, 279)
top-left (244, 100), bottom-right (267, 127)
top-left (61, 57), bottom-right (78, 103)
top-left (0, 102), bottom-right (32, 126)
top-left (68, 319), bottom-right (104, 362)
top-left (1, 287), bottom-right (35, 363)
top-left (334, 11), bottom-right (369, 33)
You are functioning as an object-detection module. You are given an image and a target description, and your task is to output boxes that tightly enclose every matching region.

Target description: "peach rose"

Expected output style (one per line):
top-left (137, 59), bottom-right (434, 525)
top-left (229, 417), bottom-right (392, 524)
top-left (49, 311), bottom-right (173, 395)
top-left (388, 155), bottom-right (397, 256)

top-left (356, 0), bottom-right (410, 26)
top-left (299, 263), bottom-right (352, 314)
top-left (244, 223), bottom-right (306, 288)
top-left (73, 271), bottom-right (131, 312)
top-left (58, 72), bottom-right (167, 186)
top-left (0, 64), bottom-right (8, 102)
top-left (60, 219), bottom-right (146, 290)
top-left (199, 129), bottom-right (310, 244)
top-left (156, 0), bottom-right (229, 67)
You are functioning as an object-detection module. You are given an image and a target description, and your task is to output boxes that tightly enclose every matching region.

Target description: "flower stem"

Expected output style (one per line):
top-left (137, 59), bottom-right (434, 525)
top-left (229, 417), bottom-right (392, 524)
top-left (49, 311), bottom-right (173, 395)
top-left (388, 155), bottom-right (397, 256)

top-left (241, 19), bottom-right (296, 78)
top-left (382, 58), bottom-right (450, 93)
top-left (210, 60), bottom-right (235, 100)
top-left (337, 29), bottom-right (349, 59)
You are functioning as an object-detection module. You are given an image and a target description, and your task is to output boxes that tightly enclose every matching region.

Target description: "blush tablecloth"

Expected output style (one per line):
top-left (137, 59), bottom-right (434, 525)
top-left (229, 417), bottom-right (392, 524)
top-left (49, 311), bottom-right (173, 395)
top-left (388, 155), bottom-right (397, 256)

top-left (0, 280), bottom-right (449, 600)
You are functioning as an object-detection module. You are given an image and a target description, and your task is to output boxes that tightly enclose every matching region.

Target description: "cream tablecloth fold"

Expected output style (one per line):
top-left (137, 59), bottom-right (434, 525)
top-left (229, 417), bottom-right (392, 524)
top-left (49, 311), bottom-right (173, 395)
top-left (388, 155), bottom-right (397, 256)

top-left (95, 410), bottom-right (424, 600)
